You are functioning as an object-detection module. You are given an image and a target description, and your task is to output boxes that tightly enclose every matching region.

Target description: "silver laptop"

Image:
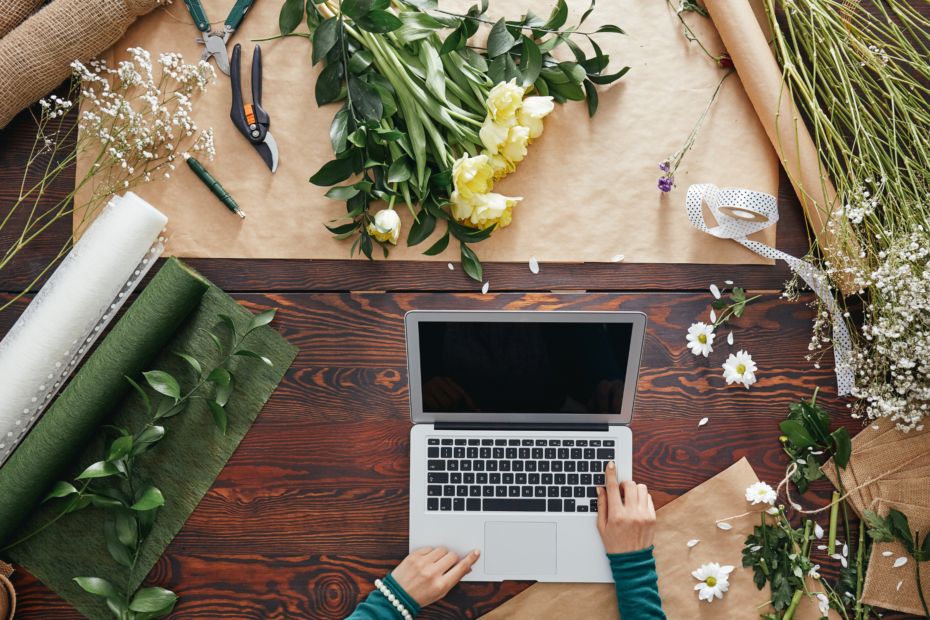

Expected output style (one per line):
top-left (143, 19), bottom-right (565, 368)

top-left (406, 310), bottom-right (646, 582)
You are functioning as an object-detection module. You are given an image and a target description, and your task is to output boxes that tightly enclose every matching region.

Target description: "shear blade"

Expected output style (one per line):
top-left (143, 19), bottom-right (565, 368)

top-left (253, 132), bottom-right (279, 173)
top-left (203, 36), bottom-right (231, 75)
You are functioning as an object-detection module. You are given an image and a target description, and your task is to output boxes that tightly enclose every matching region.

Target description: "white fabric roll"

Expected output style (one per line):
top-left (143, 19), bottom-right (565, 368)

top-left (0, 192), bottom-right (167, 462)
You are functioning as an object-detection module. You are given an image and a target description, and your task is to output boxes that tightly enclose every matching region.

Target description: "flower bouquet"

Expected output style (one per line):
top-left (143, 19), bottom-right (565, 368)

top-left (268, 0), bottom-right (628, 280)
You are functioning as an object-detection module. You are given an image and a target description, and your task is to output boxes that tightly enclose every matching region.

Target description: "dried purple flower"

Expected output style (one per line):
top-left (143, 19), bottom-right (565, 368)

top-left (659, 162), bottom-right (670, 172)
top-left (658, 175), bottom-right (674, 192)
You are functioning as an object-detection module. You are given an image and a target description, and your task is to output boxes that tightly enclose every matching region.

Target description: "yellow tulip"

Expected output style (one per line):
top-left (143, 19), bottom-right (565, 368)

top-left (451, 190), bottom-right (522, 230)
top-left (500, 124), bottom-right (531, 167)
top-left (482, 149), bottom-right (514, 180)
top-left (485, 78), bottom-right (525, 123)
top-left (452, 154), bottom-right (494, 201)
top-left (479, 116), bottom-right (515, 155)
top-left (366, 208), bottom-right (401, 244)
top-left (517, 96), bottom-right (555, 142)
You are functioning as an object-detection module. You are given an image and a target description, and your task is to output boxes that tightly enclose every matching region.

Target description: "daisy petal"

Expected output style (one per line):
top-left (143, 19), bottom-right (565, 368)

top-left (814, 523), bottom-right (824, 539)
top-left (699, 417), bottom-right (708, 427)
top-left (710, 309), bottom-right (717, 323)
top-left (894, 557), bottom-right (908, 568)
top-left (529, 255), bottom-right (539, 274)
top-left (725, 280), bottom-right (733, 285)
top-left (448, 263), bottom-right (454, 270)
top-left (481, 281), bottom-right (490, 294)
top-left (611, 254), bottom-right (625, 262)
top-left (897, 581), bottom-right (903, 591)
top-left (818, 545), bottom-right (828, 550)
top-left (842, 544), bottom-right (848, 558)
top-left (882, 551), bottom-right (893, 557)
top-left (727, 331), bottom-right (734, 345)
top-left (710, 284), bottom-right (721, 299)
top-left (688, 539), bottom-right (700, 547)
top-left (716, 522), bottom-right (732, 530)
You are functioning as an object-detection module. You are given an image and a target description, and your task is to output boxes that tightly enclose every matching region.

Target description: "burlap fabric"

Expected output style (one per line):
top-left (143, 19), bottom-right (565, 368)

top-left (0, 0), bottom-right (163, 129)
top-left (0, 560), bottom-right (14, 620)
top-left (861, 500), bottom-right (930, 616)
top-left (0, 0), bottom-right (43, 39)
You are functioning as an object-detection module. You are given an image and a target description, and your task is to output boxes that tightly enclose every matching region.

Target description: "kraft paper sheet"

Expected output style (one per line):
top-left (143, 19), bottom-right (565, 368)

top-left (75, 0), bottom-right (780, 265)
top-left (479, 458), bottom-right (837, 620)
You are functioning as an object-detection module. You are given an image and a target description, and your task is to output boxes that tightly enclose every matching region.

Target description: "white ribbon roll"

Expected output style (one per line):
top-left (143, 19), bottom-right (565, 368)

top-left (685, 184), bottom-right (854, 396)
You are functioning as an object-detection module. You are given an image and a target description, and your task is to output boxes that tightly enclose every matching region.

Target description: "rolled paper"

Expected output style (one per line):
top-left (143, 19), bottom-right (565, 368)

top-left (0, 257), bottom-right (209, 548)
top-left (0, 192), bottom-right (167, 467)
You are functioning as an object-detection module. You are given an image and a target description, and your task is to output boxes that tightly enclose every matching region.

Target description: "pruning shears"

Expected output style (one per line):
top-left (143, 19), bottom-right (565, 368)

top-left (183, 0), bottom-right (256, 75)
top-left (230, 44), bottom-right (279, 173)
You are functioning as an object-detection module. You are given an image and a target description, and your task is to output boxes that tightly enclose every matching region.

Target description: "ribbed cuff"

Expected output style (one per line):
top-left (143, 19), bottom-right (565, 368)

top-left (385, 572), bottom-right (422, 618)
top-left (607, 545), bottom-right (656, 567)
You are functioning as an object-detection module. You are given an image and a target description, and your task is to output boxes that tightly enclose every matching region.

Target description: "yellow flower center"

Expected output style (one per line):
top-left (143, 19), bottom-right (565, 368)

top-left (705, 577), bottom-right (717, 587)
top-left (737, 364), bottom-right (746, 374)
top-left (698, 334), bottom-right (707, 343)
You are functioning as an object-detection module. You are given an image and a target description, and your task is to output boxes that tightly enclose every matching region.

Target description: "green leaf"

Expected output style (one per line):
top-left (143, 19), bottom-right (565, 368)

top-left (311, 157), bottom-right (356, 186)
top-left (580, 0), bottom-right (596, 25)
top-left (77, 461), bottom-right (121, 479)
top-left (103, 520), bottom-right (134, 567)
top-left (549, 80), bottom-right (586, 101)
top-left (131, 425), bottom-right (165, 456)
top-left (324, 185), bottom-right (360, 200)
top-left (106, 597), bottom-right (129, 618)
top-left (371, 84), bottom-right (397, 117)
top-left (520, 36), bottom-right (542, 87)
top-left (730, 286), bottom-right (747, 302)
top-left (420, 40), bottom-right (445, 101)
top-left (583, 79), bottom-right (598, 118)
top-left (115, 511), bottom-right (138, 549)
top-left (124, 376), bottom-right (151, 416)
top-left (342, 0), bottom-right (376, 20)
top-left (208, 400), bottom-right (228, 435)
top-left (923, 529), bottom-right (930, 554)
top-left (460, 242), bottom-right (483, 282)
top-left (595, 24), bottom-right (627, 35)
top-left (316, 60), bottom-right (345, 106)
top-left (107, 435), bottom-right (133, 462)
top-left (423, 229), bottom-right (450, 256)
top-left (863, 509), bottom-right (895, 543)
top-left (312, 17), bottom-right (339, 65)
top-left (90, 494), bottom-right (125, 511)
top-left (487, 18), bottom-right (516, 58)
top-left (171, 350), bottom-right (202, 376)
top-left (407, 209), bottom-right (436, 246)
top-left (215, 313), bottom-right (236, 336)
top-left (43, 481), bottom-right (78, 502)
top-left (779, 420), bottom-right (817, 449)
top-left (559, 62), bottom-right (587, 85)
top-left (247, 308), bottom-right (277, 334)
top-left (542, 0), bottom-right (568, 29)
top-left (134, 600), bottom-right (177, 620)
top-left (143, 371), bottom-right (181, 400)
top-left (587, 66), bottom-right (629, 85)
top-left (404, 0), bottom-right (438, 8)
top-left (890, 508), bottom-right (914, 549)
top-left (215, 374), bottom-right (236, 407)
top-left (396, 10), bottom-right (446, 44)
top-left (356, 10), bottom-right (403, 33)
top-left (129, 588), bottom-right (179, 613)
top-left (348, 74), bottom-right (384, 121)
top-left (235, 350), bottom-right (274, 366)
top-left (830, 426), bottom-right (852, 469)
top-left (387, 156), bottom-right (413, 183)
top-left (154, 396), bottom-right (187, 420)
top-left (131, 483), bottom-right (165, 511)
top-left (439, 25), bottom-right (466, 56)
top-left (74, 577), bottom-right (121, 600)
top-left (68, 495), bottom-right (93, 513)
top-left (279, 0), bottom-right (305, 35)
top-left (330, 109), bottom-right (349, 153)
top-left (208, 330), bottom-right (223, 353)
top-left (207, 367), bottom-right (231, 387)
top-left (348, 49), bottom-right (374, 73)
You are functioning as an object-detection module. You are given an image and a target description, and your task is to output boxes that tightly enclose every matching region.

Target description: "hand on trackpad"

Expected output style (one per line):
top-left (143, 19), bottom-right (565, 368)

top-left (484, 522), bottom-right (557, 575)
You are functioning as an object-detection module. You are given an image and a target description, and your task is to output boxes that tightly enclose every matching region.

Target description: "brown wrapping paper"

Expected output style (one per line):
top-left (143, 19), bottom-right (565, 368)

top-left (479, 458), bottom-right (836, 620)
top-left (75, 0), bottom-right (781, 265)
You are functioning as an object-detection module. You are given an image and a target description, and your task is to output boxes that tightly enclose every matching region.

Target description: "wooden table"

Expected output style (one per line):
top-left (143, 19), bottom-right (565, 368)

top-left (0, 101), bottom-right (912, 620)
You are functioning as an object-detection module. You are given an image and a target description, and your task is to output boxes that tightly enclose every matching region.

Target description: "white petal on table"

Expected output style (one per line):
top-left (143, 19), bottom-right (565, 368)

top-left (883, 551), bottom-right (893, 557)
top-left (698, 417), bottom-right (708, 427)
top-left (716, 522), bottom-right (732, 530)
top-left (817, 545), bottom-right (828, 551)
top-left (792, 503), bottom-right (802, 510)
top-left (687, 539), bottom-right (700, 547)
top-left (797, 458), bottom-right (807, 465)
top-left (843, 543), bottom-right (848, 558)
top-left (727, 331), bottom-right (734, 345)
top-left (529, 255), bottom-right (539, 274)
top-left (611, 254), bottom-right (625, 262)
top-left (725, 280), bottom-right (734, 285)
top-left (814, 523), bottom-right (824, 539)
top-left (710, 309), bottom-right (717, 323)
top-left (448, 263), bottom-right (454, 270)
top-left (894, 557), bottom-right (908, 568)
top-left (898, 581), bottom-right (904, 591)
top-left (482, 282), bottom-right (490, 294)
top-left (710, 284), bottom-right (721, 299)
top-left (831, 554), bottom-right (848, 568)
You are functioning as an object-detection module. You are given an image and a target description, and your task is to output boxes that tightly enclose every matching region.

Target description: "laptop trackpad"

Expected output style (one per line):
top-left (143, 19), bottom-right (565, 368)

top-left (484, 522), bottom-right (557, 575)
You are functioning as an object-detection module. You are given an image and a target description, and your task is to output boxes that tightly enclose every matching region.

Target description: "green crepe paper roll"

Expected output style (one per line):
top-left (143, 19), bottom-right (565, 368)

top-left (0, 257), bottom-right (209, 548)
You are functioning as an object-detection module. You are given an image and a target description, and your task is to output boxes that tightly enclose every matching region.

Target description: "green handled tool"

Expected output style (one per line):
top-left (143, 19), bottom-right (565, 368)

top-left (183, 154), bottom-right (245, 218)
top-left (185, 0), bottom-right (257, 75)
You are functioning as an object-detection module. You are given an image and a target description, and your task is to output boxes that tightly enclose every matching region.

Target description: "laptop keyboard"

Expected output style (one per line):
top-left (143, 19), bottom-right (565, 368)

top-left (425, 438), bottom-right (616, 514)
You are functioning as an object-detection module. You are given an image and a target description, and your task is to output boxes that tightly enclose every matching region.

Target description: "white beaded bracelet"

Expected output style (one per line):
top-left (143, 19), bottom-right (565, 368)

top-left (374, 578), bottom-right (413, 620)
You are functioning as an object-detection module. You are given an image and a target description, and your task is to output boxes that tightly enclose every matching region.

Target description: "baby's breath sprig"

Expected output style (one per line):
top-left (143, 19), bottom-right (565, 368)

top-left (0, 48), bottom-right (216, 315)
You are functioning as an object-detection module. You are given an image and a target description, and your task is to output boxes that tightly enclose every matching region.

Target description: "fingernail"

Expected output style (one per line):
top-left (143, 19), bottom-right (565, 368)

top-left (596, 486), bottom-right (602, 496)
top-left (608, 461), bottom-right (615, 470)
top-left (474, 548), bottom-right (481, 557)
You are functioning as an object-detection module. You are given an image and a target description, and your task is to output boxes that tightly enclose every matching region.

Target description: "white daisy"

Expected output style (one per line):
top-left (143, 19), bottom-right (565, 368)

top-left (745, 482), bottom-right (777, 506)
top-left (687, 322), bottom-right (715, 357)
top-left (722, 350), bottom-right (757, 388)
top-left (692, 563), bottom-right (733, 602)
top-left (817, 593), bottom-right (830, 614)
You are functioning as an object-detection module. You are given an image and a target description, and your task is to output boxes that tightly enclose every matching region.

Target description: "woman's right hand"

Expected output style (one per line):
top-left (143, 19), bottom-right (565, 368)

top-left (391, 546), bottom-right (481, 607)
top-left (596, 462), bottom-right (657, 555)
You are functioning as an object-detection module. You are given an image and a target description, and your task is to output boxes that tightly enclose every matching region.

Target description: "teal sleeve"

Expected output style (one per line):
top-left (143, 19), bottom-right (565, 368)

top-left (343, 572), bottom-right (422, 620)
top-left (607, 546), bottom-right (666, 620)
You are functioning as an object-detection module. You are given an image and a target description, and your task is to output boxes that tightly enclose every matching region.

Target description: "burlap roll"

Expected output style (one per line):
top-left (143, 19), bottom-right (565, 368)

top-left (0, 0), bottom-right (43, 39)
top-left (0, 0), bottom-right (164, 129)
top-left (0, 560), bottom-right (14, 620)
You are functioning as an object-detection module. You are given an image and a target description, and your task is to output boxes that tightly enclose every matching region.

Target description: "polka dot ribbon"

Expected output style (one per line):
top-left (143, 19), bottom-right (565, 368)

top-left (685, 184), bottom-right (854, 396)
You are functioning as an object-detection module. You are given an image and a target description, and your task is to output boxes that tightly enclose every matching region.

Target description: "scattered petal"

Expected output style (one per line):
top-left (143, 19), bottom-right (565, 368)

top-left (872, 425), bottom-right (880, 430)
top-left (835, 540), bottom-right (843, 546)
top-left (792, 502), bottom-right (802, 510)
top-left (688, 539), bottom-right (700, 547)
top-left (725, 280), bottom-right (734, 285)
top-left (611, 254), bottom-right (625, 262)
top-left (831, 553), bottom-right (848, 568)
top-left (883, 551), bottom-right (893, 557)
top-left (842, 544), bottom-right (848, 558)
top-left (699, 417), bottom-right (709, 427)
top-left (710, 309), bottom-right (717, 323)
top-left (710, 284), bottom-right (721, 299)
top-left (727, 331), bottom-right (734, 345)
top-left (716, 522), bottom-right (732, 530)
top-left (894, 557), bottom-right (907, 568)
top-left (750, 545), bottom-right (761, 552)
top-left (897, 581), bottom-right (903, 591)
top-left (814, 523), bottom-right (824, 539)
top-left (797, 458), bottom-right (807, 465)
top-left (481, 282), bottom-right (490, 294)
top-left (817, 545), bottom-right (828, 550)
top-left (810, 451), bottom-right (823, 455)
top-left (529, 255), bottom-right (539, 274)
top-left (448, 263), bottom-right (454, 270)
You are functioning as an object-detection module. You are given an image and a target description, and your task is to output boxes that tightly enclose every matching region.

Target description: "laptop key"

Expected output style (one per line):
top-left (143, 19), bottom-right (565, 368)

top-left (535, 486), bottom-right (546, 497)
top-left (447, 460), bottom-right (459, 471)
top-left (467, 447), bottom-right (478, 458)
top-left (468, 439), bottom-right (480, 446)
top-left (508, 439), bottom-right (520, 446)
top-left (460, 461), bottom-right (472, 471)
top-left (483, 486), bottom-right (494, 497)
top-left (506, 448), bottom-right (517, 459)
top-left (560, 487), bottom-right (572, 498)
top-left (503, 474), bottom-right (514, 484)
top-left (521, 486), bottom-right (533, 497)
top-left (496, 439), bottom-right (507, 446)
top-left (464, 473), bottom-right (474, 484)
top-left (467, 498), bottom-right (481, 511)
top-left (428, 473), bottom-right (448, 484)
top-left (571, 448), bottom-right (582, 459)
top-left (428, 460), bottom-right (445, 471)
top-left (545, 448), bottom-right (556, 459)
top-left (525, 461), bottom-right (537, 472)
top-left (538, 461), bottom-right (550, 472)
top-left (493, 448), bottom-right (504, 458)
top-left (589, 499), bottom-right (598, 512)
top-left (486, 460), bottom-right (498, 472)
top-left (565, 499), bottom-right (576, 512)
top-left (441, 447), bottom-right (452, 458)
top-left (477, 473), bottom-right (488, 484)
top-left (555, 474), bottom-right (566, 485)
top-left (548, 486), bottom-right (559, 497)
top-left (578, 461), bottom-right (589, 472)
top-left (590, 440), bottom-right (602, 447)
top-left (597, 448), bottom-right (616, 460)
top-left (457, 485), bottom-right (468, 496)
top-left (428, 447), bottom-right (440, 458)
top-left (454, 498), bottom-right (465, 511)
top-left (604, 440), bottom-right (615, 447)
top-left (483, 499), bottom-right (546, 512)
top-left (536, 439), bottom-right (547, 446)
top-left (455, 439), bottom-right (467, 445)
top-left (587, 487), bottom-right (599, 498)
top-left (577, 505), bottom-right (589, 512)
top-left (442, 439), bottom-right (453, 445)
top-left (512, 461), bottom-right (524, 472)
top-left (470, 486), bottom-right (481, 497)
top-left (577, 440), bottom-right (588, 447)
top-left (565, 461), bottom-right (576, 472)
top-left (451, 473), bottom-right (462, 483)
top-left (496, 486), bottom-right (507, 497)
top-left (563, 440), bottom-right (574, 446)
top-left (499, 461), bottom-right (511, 472)
top-left (454, 447), bottom-right (465, 458)
top-left (509, 486), bottom-right (520, 497)
top-left (529, 474), bottom-right (539, 484)
top-left (522, 439), bottom-right (534, 446)
top-left (551, 461), bottom-right (563, 472)
top-left (548, 499), bottom-right (563, 512)
top-left (584, 448), bottom-right (595, 460)
top-left (573, 487), bottom-right (585, 498)
top-left (542, 474), bottom-right (553, 485)
top-left (581, 474), bottom-right (592, 485)
top-left (428, 485), bottom-right (442, 496)
top-left (490, 473), bottom-right (501, 484)
top-left (549, 440), bottom-right (561, 446)
top-left (428, 438), bottom-right (440, 445)
top-left (480, 448), bottom-right (491, 458)
top-left (473, 460), bottom-right (485, 471)
top-left (594, 473), bottom-right (605, 485)
top-left (428, 498), bottom-right (439, 510)
top-left (568, 474), bottom-right (579, 485)
top-left (591, 461), bottom-right (602, 473)
top-left (482, 439), bottom-right (493, 446)
top-left (558, 448), bottom-right (569, 459)
top-left (515, 474), bottom-right (527, 485)
top-left (519, 448), bottom-right (530, 459)
top-left (441, 498), bottom-right (451, 511)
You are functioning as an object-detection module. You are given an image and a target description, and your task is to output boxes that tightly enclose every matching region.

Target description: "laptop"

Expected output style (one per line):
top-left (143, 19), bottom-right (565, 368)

top-left (406, 310), bottom-right (647, 582)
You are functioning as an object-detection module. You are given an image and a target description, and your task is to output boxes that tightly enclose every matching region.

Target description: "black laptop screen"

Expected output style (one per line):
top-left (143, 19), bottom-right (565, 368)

top-left (417, 321), bottom-right (634, 414)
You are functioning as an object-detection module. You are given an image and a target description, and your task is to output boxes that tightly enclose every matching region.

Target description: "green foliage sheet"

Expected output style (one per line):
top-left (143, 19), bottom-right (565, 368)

top-left (2, 258), bottom-right (298, 620)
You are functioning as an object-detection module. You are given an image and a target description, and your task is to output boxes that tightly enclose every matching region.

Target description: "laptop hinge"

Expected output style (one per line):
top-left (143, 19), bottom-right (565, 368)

top-left (434, 422), bottom-right (609, 432)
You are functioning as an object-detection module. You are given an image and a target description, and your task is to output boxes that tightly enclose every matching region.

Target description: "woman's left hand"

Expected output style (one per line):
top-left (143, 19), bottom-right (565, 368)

top-left (391, 546), bottom-right (481, 607)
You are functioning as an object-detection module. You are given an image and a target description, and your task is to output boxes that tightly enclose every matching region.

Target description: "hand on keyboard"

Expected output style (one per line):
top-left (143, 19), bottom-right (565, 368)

top-left (392, 546), bottom-right (481, 607)
top-left (595, 462), bottom-right (657, 555)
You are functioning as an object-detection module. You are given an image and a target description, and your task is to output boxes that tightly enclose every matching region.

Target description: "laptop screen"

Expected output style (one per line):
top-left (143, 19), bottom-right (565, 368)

top-left (417, 321), bottom-right (635, 414)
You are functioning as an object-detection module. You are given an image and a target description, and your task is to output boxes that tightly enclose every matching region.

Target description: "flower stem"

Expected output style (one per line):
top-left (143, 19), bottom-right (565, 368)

top-left (0, 480), bottom-right (92, 552)
top-left (783, 588), bottom-right (804, 620)
top-left (828, 492), bottom-right (840, 550)
top-left (916, 531), bottom-right (930, 620)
